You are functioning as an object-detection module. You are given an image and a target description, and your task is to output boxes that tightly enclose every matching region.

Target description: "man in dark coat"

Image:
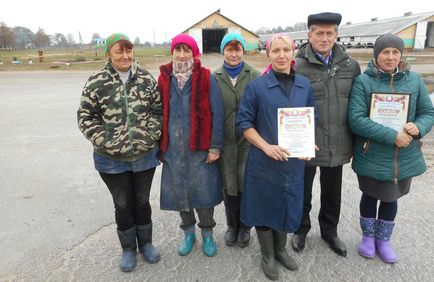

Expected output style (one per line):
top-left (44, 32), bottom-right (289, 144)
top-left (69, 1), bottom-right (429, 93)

top-left (291, 12), bottom-right (361, 257)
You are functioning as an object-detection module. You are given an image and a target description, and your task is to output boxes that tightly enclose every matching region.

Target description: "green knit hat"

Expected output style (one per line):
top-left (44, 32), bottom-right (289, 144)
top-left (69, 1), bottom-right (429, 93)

top-left (105, 33), bottom-right (131, 55)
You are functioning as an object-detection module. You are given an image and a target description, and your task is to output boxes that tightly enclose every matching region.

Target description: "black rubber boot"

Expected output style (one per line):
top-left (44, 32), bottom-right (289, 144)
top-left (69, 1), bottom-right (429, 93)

top-left (237, 222), bottom-right (251, 248)
top-left (273, 230), bottom-right (298, 271)
top-left (256, 228), bottom-right (278, 280)
top-left (224, 196), bottom-right (239, 247)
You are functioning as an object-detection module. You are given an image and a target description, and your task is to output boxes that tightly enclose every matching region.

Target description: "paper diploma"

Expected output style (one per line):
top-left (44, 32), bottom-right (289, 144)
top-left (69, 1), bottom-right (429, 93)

top-left (277, 107), bottom-right (315, 158)
top-left (369, 93), bottom-right (410, 132)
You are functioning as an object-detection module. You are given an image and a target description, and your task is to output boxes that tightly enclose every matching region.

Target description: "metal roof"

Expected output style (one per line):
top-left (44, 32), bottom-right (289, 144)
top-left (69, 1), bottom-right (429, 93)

top-left (182, 9), bottom-right (259, 38)
top-left (260, 11), bottom-right (434, 41)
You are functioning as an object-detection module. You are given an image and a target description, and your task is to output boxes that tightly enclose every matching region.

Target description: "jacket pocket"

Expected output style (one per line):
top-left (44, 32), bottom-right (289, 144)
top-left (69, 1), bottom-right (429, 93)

top-left (310, 78), bottom-right (326, 98)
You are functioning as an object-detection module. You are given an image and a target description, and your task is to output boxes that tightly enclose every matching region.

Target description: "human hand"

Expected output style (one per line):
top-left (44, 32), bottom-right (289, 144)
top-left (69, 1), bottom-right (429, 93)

top-left (395, 131), bottom-right (413, 148)
top-left (206, 151), bottom-right (220, 163)
top-left (298, 145), bottom-right (319, 161)
top-left (404, 122), bottom-right (420, 136)
top-left (263, 144), bottom-right (290, 161)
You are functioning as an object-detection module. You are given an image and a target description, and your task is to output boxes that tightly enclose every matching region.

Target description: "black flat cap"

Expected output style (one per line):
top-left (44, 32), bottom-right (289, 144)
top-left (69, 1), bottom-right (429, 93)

top-left (308, 12), bottom-right (342, 27)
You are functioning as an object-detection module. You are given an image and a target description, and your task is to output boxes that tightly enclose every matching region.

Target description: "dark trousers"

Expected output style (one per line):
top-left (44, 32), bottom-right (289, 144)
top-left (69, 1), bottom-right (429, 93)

top-left (223, 192), bottom-right (241, 225)
top-left (360, 193), bottom-right (398, 221)
top-left (296, 165), bottom-right (343, 238)
top-left (99, 168), bottom-right (155, 231)
top-left (179, 208), bottom-right (216, 231)
top-left (224, 192), bottom-right (241, 216)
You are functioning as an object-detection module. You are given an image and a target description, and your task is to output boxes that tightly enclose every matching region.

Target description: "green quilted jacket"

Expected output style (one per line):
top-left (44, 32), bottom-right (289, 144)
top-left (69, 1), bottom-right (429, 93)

top-left (349, 60), bottom-right (434, 181)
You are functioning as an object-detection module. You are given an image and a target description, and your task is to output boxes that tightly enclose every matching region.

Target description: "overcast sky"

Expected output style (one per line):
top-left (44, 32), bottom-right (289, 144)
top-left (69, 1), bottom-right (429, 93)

top-left (1, 0), bottom-right (433, 43)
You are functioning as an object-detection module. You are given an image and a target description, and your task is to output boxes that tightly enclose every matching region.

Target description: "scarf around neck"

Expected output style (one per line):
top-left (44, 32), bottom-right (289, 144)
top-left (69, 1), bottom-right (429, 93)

top-left (172, 59), bottom-right (194, 90)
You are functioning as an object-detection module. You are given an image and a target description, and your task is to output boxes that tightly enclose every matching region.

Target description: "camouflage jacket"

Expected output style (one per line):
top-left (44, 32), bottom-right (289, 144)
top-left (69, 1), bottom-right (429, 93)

top-left (77, 61), bottom-right (162, 162)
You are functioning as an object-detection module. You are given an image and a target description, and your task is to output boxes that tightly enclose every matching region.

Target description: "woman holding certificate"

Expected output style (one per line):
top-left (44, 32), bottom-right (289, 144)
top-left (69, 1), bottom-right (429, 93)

top-left (348, 34), bottom-right (434, 264)
top-left (236, 35), bottom-right (316, 280)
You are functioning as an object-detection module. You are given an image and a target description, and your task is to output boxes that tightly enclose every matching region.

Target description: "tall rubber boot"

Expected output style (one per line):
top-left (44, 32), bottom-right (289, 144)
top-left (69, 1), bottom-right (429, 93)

top-left (376, 219), bottom-right (398, 263)
top-left (117, 226), bottom-right (137, 272)
top-left (136, 223), bottom-right (161, 263)
top-left (256, 228), bottom-right (278, 280)
top-left (273, 230), bottom-right (298, 271)
top-left (224, 208), bottom-right (238, 246)
top-left (358, 217), bottom-right (376, 258)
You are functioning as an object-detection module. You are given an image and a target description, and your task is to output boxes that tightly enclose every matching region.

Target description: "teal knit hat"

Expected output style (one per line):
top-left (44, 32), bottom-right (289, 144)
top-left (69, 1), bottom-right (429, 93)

top-left (105, 33), bottom-right (131, 55)
top-left (220, 33), bottom-right (246, 54)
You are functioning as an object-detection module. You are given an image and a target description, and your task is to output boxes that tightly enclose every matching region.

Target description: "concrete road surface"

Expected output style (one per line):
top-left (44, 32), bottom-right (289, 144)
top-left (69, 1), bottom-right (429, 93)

top-left (1, 71), bottom-right (434, 282)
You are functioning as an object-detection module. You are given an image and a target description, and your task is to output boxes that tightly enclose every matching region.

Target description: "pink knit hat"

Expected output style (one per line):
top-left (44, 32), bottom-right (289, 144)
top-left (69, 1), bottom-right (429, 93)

top-left (170, 34), bottom-right (201, 58)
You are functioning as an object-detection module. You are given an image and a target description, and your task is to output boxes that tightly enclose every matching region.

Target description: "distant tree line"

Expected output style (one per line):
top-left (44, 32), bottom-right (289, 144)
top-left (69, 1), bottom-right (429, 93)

top-left (256, 22), bottom-right (308, 35)
top-left (0, 21), bottom-right (73, 49)
top-left (0, 21), bottom-right (170, 50)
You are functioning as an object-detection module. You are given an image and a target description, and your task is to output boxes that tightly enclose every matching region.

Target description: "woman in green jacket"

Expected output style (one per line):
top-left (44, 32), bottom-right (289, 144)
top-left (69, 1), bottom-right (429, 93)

top-left (214, 33), bottom-right (260, 248)
top-left (348, 34), bottom-right (434, 263)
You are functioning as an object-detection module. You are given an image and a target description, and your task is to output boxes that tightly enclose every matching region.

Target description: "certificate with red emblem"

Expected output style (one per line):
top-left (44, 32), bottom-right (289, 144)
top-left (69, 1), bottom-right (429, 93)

top-left (277, 107), bottom-right (315, 158)
top-left (369, 93), bottom-right (411, 132)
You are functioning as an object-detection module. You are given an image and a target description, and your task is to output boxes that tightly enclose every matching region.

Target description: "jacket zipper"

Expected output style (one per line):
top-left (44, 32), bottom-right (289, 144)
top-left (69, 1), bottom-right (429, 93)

top-left (123, 84), bottom-right (135, 159)
top-left (362, 140), bottom-right (370, 154)
top-left (390, 73), bottom-right (399, 183)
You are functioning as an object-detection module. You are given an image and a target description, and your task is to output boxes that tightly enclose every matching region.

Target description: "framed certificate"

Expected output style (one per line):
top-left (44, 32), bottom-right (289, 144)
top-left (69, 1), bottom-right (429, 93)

top-left (277, 107), bottom-right (315, 158)
top-left (369, 93), bottom-right (410, 132)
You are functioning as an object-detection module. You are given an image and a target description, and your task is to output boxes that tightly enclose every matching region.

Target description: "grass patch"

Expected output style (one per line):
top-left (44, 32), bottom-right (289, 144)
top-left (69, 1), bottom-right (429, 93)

top-left (0, 47), bottom-right (172, 71)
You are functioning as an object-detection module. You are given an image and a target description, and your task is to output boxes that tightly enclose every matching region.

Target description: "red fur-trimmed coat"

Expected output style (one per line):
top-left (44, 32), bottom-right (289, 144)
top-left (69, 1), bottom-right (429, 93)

top-left (159, 58), bottom-right (212, 152)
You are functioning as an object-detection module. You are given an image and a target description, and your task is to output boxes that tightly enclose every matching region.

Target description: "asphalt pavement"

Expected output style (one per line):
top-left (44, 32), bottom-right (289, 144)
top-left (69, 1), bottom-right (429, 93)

top-left (1, 71), bottom-right (434, 282)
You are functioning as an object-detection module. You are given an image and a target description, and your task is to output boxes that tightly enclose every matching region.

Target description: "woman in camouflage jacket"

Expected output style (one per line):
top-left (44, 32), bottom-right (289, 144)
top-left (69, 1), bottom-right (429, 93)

top-left (77, 33), bottom-right (162, 272)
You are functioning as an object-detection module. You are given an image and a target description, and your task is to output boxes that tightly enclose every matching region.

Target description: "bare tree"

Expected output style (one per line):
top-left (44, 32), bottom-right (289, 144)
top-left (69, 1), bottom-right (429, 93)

top-left (13, 26), bottom-right (34, 48)
top-left (293, 22), bottom-right (308, 31)
top-left (0, 22), bottom-right (16, 49)
top-left (67, 33), bottom-right (76, 45)
top-left (53, 33), bottom-right (68, 47)
top-left (134, 37), bottom-right (140, 46)
top-left (33, 28), bottom-right (50, 48)
top-left (256, 26), bottom-right (271, 35)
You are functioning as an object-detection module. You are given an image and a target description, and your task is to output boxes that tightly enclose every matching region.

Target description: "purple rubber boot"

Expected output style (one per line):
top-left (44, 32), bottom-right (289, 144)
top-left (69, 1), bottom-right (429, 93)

top-left (358, 217), bottom-right (376, 258)
top-left (375, 219), bottom-right (398, 263)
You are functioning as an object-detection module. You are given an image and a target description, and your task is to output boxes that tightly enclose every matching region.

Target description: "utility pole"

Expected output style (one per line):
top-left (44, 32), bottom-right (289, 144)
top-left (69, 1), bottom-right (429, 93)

top-left (78, 31), bottom-right (84, 48)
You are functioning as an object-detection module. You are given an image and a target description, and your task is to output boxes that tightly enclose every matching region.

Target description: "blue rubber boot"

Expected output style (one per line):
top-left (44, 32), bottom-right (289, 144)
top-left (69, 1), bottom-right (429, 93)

top-left (178, 226), bottom-right (196, 256)
top-left (358, 217), bottom-right (376, 258)
top-left (117, 226), bottom-right (137, 272)
top-left (136, 223), bottom-right (160, 263)
top-left (202, 229), bottom-right (217, 257)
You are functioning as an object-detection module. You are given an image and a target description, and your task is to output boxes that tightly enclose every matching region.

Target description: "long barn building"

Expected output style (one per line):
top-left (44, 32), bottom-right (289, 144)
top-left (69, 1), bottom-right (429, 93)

top-left (260, 11), bottom-right (434, 51)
